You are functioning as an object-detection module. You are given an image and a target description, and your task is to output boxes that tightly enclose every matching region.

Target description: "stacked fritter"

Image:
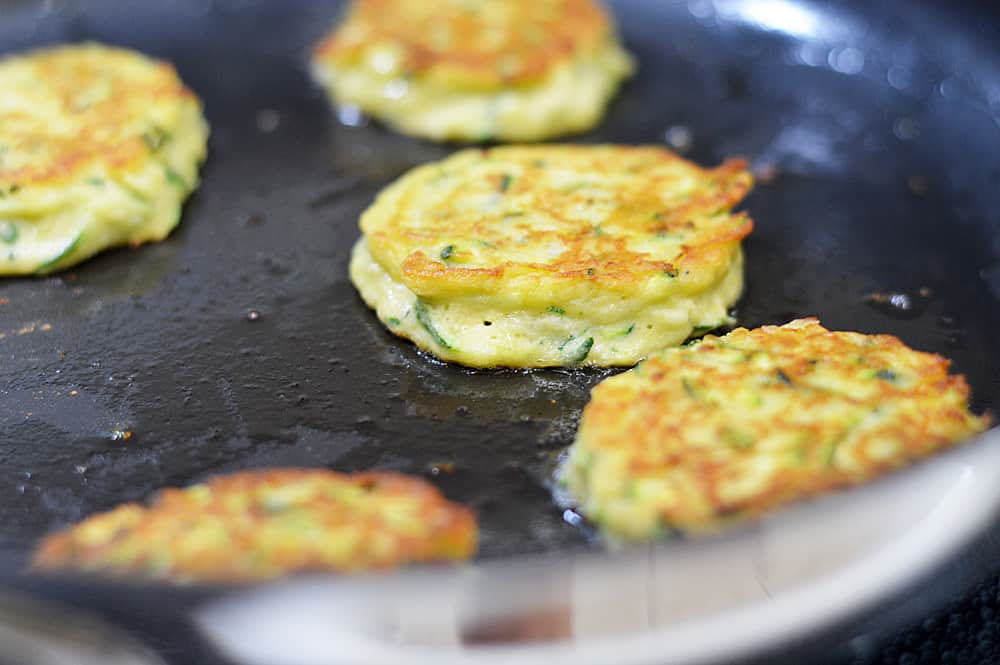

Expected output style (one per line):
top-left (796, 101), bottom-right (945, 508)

top-left (350, 145), bottom-right (753, 368)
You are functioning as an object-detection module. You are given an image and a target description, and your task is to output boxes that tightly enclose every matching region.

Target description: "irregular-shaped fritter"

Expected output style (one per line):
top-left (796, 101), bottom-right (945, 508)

top-left (0, 43), bottom-right (208, 275)
top-left (563, 319), bottom-right (992, 539)
top-left (312, 0), bottom-right (634, 142)
top-left (32, 470), bottom-right (477, 583)
top-left (350, 145), bottom-right (753, 368)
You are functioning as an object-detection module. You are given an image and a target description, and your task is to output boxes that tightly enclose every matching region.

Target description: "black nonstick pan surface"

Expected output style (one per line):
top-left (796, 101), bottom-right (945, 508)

top-left (1, 0), bottom-right (1000, 663)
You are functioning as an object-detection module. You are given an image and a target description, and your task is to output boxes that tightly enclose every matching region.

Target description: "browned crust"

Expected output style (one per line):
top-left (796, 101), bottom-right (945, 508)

top-left (365, 145), bottom-right (753, 299)
top-left (314, 0), bottom-right (615, 88)
top-left (0, 44), bottom-right (197, 187)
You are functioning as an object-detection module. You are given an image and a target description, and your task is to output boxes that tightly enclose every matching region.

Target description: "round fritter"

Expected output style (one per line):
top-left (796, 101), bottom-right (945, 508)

top-left (350, 145), bottom-right (753, 368)
top-left (563, 318), bottom-right (992, 539)
top-left (32, 469), bottom-right (477, 584)
top-left (0, 43), bottom-right (208, 275)
top-left (312, 0), bottom-right (634, 141)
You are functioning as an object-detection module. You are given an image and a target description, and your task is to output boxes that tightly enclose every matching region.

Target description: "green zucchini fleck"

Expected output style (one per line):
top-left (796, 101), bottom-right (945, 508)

top-left (164, 165), bottom-right (187, 189)
top-left (875, 368), bottom-right (898, 382)
top-left (0, 221), bottom-right (17, 244)
top-left (414, 299), bottom-right (453, 349)
top-left (498, 174), bottom-right (514, 192)
top-left (823, 425), bottom-right (857, 468)
top-left (690, 324), bottom-right (717, 336)
top-left (123, 184), bottom-right (151, 205)
top-left (776, 369), bottom-right (793, 385)
top-left (386, 317), bottom-right (401, 326)
top-left (86, 177), bottom-right (106, 187)
top-left (440, 244), bottom-right (455, 261)
top-left (142, 125), bottom-right (171, 152)
top-left (546, 305), bottom-right (565, 315)
top-left (823, 441), bottom-right (840, 468)
top-left (663, 266), bottom-right (679, 278)
top-left (567, 337), bottom-right (594, 365)
top-left (648, 521), bottom-right (680, 541)
top-left (622, 323), bottom-right (635, 336)
top-left (681, 377), bottom-right (700, 400)
top-left (723, 427), bottom-right (755, 449)
top-left (36, 233), bottom-right (83, 274)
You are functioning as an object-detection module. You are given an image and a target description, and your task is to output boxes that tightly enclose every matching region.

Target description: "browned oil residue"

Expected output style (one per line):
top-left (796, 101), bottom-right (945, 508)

top-left (109, 428), bottom-right (134, 442)
top-left (427, 462), bottom-right (457, 476)
top-left (863, 291), bottom-right (927, 319)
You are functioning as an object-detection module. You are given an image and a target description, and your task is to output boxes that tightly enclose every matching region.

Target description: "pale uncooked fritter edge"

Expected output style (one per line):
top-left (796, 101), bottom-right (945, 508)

top-left (350, 236), bottom-right (743, 368)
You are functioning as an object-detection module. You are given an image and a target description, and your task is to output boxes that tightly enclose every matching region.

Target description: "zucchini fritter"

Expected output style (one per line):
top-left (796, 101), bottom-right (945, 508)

top-left (312, 0), bottom-right (634, 142)
top-left (32, 469), bottom-right (477, 583)
top-left (563, 319), bottom-right (992, 539)
top-left (350, 145), bottom-right (753, 368)
top-left (0, 43), bottom-right (208, 275)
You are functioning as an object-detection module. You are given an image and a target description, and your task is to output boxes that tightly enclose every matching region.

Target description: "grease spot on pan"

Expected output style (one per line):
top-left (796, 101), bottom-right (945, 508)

top-left (664, 125), bottom-right (693, 153)
top-left (863, 290), bottom-right (928, 320)
top-left (828, 46), bottom-right (865, 75)
top-left (254, 108), bottom-right (281, 133)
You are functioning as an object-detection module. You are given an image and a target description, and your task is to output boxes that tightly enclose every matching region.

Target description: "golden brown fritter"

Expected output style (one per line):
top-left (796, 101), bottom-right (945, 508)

top-left (316, 0), bottom-right (616, 89)
top-left (1, 43), bottom-right (198, 186)
top-left (0, 42), bottom-right (208, 275)
top-left (563, 319), bottom-right (992, 539)
top-left (366, 146), bottom-right (751, 299)
top-left (311, 0), bottom-right (634, 141)
top-left (350, 145), bottom-right (753, 367)
top-left (32, 469), bottom-right (477, 583)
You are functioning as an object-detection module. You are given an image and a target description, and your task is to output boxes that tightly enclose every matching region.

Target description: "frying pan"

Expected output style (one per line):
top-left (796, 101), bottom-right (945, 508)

top-left (1, 0), bottom-right (1000, 662)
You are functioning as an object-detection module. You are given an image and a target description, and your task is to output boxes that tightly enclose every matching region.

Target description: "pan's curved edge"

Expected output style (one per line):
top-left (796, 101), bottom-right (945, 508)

top-left (194, 428), bottom-right (1000, 665)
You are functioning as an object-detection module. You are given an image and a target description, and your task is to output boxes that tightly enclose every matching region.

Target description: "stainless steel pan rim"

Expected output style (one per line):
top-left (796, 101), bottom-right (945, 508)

top-left (198, 428), bottom-right (1000, 665)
